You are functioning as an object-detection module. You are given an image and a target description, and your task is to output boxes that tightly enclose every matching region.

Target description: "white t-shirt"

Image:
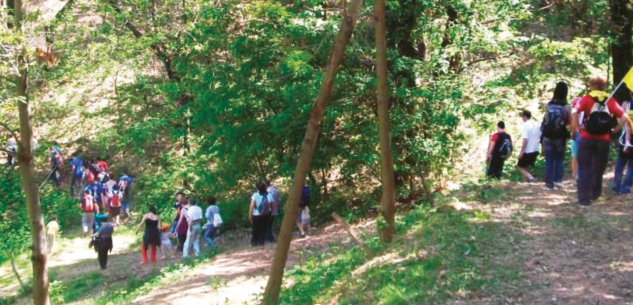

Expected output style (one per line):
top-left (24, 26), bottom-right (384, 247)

top-left (251, 192), bottom-right (274, 216)
top-left (186, 205), bottom-right (203, 222)
top-left (522, 119), bottom-right (541, 153)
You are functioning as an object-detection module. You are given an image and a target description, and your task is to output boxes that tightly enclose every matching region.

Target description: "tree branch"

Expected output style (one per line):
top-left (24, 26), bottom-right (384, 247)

top-left (0, 121), bottom-right (21, 146)
top-left (0, 148), bottom-right (16, 155)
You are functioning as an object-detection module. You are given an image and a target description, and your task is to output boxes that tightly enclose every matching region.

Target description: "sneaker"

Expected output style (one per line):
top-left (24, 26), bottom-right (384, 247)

top-left (554, 182), bottom-right (564, 190)
top-left (300, 232), bottom-right (306, 238)
top-left (528, 177), bottom-right (538, 183)
top-left (545, 186), bottom-right (555, 191)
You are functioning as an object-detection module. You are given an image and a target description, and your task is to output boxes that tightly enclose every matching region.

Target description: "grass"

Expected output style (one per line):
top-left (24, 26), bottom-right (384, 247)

top-left (278, 200), bottom-right (522, 305)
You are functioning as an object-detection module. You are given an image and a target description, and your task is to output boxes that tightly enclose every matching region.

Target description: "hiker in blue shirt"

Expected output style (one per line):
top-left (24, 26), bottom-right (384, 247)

top-left (49, 145), bottom-right (63, 188)
top-left (69, 153), bottom-right (84, 197)
top-left (204, 196), bottom-right (220, 248)
top-left (118, 171), bottom-right (133, 217)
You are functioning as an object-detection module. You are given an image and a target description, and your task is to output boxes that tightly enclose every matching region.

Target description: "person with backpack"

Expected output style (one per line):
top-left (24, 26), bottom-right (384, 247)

top-left (204, 196), bottom-right (221, 248)
top-left (70, 153), bottom-right (84, 197)
top-left (249, 180), bottom-right (274, 246)
top-left (265, 180), bottom-right (280, 242)
top-left (118, 172), bottom-right (133, 217)
top-left (570, 95), bottom-right (585, 181)
top-left (4, 135), bottom-right (17, 167)
top-left (182, 196), bottom-right (203, 258)
top-left (49, 145), bottom-right (63, 188)
top-left (86, 180), bottom-right (107, 212)
top-left (516, 110), bottom-right (542, 182)
top-left (612, 95), bottom-right (633, 194)
top-left (80, 189), bottom-right (99, 236)
top-left (108, 184), bottom-right (122, 225)
top-left (174, 194), bottom-right (190, 252)
top-left (541, 82), bottom-right (572, 190)
top-left (295, 184), bottom-right (310, 238)
top-left (572, 76), bottom-right (630, 206)
top-left (486, 121), bottom-right (513, 179)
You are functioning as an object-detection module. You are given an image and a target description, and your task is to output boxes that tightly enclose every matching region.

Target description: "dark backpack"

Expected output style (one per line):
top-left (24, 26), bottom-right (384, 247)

top-left (257, 193), bottom-right (272, 216)
top-left (495, 132), bottom-right (512, 159)
top-left (585, 97), bottom-right (613, 135)
top-left (541, 103), bottom-right (568, 140)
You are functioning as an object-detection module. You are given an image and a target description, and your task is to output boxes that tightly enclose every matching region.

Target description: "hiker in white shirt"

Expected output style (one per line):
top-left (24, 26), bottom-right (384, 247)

top-left (517, 110), bottom-right (541, 182)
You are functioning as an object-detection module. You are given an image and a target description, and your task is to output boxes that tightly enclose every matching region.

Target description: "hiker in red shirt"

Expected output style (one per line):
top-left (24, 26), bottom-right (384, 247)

top-left (572, 76), bottom-right (630, 206)
top-left (81, 189), bottom-right (100, 236)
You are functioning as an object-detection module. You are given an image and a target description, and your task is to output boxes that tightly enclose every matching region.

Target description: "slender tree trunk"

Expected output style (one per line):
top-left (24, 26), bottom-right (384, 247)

top-left (261, 0), bottom-right (364, 303)
top-left (9, 251), bottom-right (27, 292)
top-left (610, 0), bottom-right (633, 101)
top-left (14, 0), bottom-right (50, 303)
top-left (374, 0), bottom-right (396, 243)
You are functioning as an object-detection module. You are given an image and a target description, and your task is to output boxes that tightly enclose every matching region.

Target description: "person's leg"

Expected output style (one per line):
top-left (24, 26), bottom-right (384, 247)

top-left (554, 147), bottom-right (565, 184)
top-left (81, 213), bottom-right (89, 234)
top-left (183, 229), bottom-right (192, 258)
top-left (516, 166), bottom-right (533, 181)
top-left (257, 217), bottom-right (267, 246)
top-left (141, 241), bottom-right (148, 264)
top-left (621, 158), bottom-right (633, 193)
top-left (7, 154), bottom-right (13, 167)
top-left (98, 250), bottom-right (107, 269)
top-left (178, 234), bottom-right (186, 252)
top-left (204, 225), bottom-right (215, 248)
top-left (192, 225), bottom-right (201, 257)
top-left (613, 152), bottom-right (626, 193)
top-left (571, 140), bottom-right (578, 180)
top-left (577, 139), bottom-right (594, 205)
top-left (47, 234), bottom-right (55, 254)
top-left (265, 215), bottom-right (276, 242)
top-left (150, 244), bottom-right (157, 263)
top-left (544, 141), bottom-right (555, 188)
top-left (591, 140), bottom-right (610, 201)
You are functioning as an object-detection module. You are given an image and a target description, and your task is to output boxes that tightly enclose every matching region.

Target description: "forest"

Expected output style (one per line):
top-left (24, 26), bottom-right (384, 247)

top-left (1, 0), bottom-right (633, 304)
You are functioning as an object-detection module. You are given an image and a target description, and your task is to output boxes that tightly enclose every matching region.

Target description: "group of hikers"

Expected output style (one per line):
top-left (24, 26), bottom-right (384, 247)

top-left (487, 76), bottom-right (633, 205)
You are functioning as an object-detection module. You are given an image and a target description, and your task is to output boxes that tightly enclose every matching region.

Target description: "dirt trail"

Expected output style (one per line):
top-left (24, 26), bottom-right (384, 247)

top-left (131, 220), bottom-right (375, 305)
top-left (459, 175), bottom-right (633, 305)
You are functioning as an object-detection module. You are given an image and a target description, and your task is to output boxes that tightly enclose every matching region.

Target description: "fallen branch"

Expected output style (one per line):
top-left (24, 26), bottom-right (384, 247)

top-left (9, 251), bottom-right (27, 292)
top-left (332, 212), bottom-right (375, 257)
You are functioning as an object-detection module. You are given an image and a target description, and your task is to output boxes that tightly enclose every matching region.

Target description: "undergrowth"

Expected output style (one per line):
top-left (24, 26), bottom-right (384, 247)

top-left (279, 202), bottom-right (521, 304)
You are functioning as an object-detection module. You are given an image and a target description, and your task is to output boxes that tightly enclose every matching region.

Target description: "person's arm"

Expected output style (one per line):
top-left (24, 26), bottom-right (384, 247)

top-left (136, 215), bottom-right (146, 232)
top-left (249, 199), bottom-right (255, 223)
top-left (486, 140), bottom-right (495, 161)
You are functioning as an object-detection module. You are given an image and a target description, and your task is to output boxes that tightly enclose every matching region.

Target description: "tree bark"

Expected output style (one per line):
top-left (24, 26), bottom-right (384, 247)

top-left (14, 0), bottom-right (50, 303)
top-left (610, 0), bottom-right (633, 101)
top-left (261, 0), bottom-right (364, 303)
top-left (374, 0), bottom-right (396, 243)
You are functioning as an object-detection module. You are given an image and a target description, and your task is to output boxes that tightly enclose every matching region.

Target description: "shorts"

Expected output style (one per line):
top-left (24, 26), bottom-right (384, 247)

top-left (109, 206), bottom-right (121, 217)
top-left (517, 152), bottom-right (539, 168)
top-left (570, 139), bottom-right (579, 157)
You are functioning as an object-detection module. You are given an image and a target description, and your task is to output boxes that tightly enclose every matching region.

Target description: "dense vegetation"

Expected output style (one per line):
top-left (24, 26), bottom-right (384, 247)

top-left (1, 0), bottom-right (631, 303)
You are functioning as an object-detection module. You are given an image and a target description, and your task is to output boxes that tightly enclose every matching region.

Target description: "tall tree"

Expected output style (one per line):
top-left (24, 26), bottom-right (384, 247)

top-left (374, 0), bottom-right (395, 242)
top-left (610, 0), bottom-right (633, 100)
top-left (13, 0), bottom-right (50, 303)
top-left (262, 0), bottom-right (364, 303)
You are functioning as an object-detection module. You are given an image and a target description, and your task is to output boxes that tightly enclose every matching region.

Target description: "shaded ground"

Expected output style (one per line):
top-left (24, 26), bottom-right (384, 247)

top-left (456, 175), bottom-right (633, 305)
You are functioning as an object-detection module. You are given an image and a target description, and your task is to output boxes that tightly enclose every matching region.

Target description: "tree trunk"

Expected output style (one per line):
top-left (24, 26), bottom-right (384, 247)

top-left (9, 251), bottom-right (27, 292)
top-left (14, 0), bottom-right (50, 303)
top-left (374, 0), bottom-right (396, 243)
top-left (610, 0), bottom-right (633, 101)
top-left (261, 0), bottom-right (364, 303)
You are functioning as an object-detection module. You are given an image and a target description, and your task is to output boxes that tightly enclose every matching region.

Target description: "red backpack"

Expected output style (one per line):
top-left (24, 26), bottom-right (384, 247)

top-left (83, 195), bottom-right (95, 212)
top-left (87, 171), bottom-right (95, 184)
top-left (111, 191), bottom-right (121, 207)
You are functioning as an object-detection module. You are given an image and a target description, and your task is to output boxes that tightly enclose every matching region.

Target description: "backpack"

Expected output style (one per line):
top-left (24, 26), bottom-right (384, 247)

top-left (83, 195), bottom-right (95, 212)
top-left (213, 213), bottom-right (223, 227)
top-left (300, 186), bottom-right (310, 208)
top-left (541, 103), bottom-right (568, 140)
top-left (495, 133), bottom-right (512, 159)
top-left (257, 193), bottom-right (272, 216)
top-left (87, 171), bottom-right (95, 184)
top-left (585, 97), bottom-right (613, 135)
top-left (73, 159), bottom-right (84, 178)
top-left (110, 191), bottom-right (121, 207)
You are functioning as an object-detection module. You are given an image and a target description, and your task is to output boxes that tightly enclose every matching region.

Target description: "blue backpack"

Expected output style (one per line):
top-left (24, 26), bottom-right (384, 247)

top-left (72, 158), bottom-right (84, 178)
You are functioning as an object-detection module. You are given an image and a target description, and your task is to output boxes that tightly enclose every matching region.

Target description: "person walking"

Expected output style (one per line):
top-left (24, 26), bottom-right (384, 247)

top-left (49, 145), bottom-right (63, 188)
top-left (265, 180), bottom-right (280, 242)
top-left (486, 121), bottom-right (513, 179)
top-left (118, 171), bottom-right (133, 217)
top-left (517, 110), bottom-right (541, 182)
top-left (45, 216), bottom-right (60, 254)
top-left (541, 82), bottom-right (572, 190)
top-left (613, 95), bottom-right (633, 194)
top-left (249, 181), bottom-right (273, 246)
top-left (80, 189), bottom-right (99, 236)
top-left (174, 194), bottom-right (189, 252)
top-left (572, 76), bottom-right (630, 206)
top-left (182, 196), bottom-right (203, 258)
top-left (171, 192), bottom-right (186, 234)
top-left (4, 135), bottom-right (17, 167)
top-left (69, 153), bottom-right (84, 197)
top-left (92, 217), bottom-right (114, 270)
top-left (204, 196), bottom-right (220, 248)
top-left (108, 184), bottom-right (122, 225)
top-left (570, 96), bottom-right (584, 181)
top-left (295, 184), bottom-right (311, 238)
top-left (136, 205), bottom-right (161, 264)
